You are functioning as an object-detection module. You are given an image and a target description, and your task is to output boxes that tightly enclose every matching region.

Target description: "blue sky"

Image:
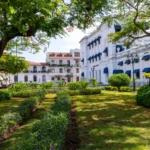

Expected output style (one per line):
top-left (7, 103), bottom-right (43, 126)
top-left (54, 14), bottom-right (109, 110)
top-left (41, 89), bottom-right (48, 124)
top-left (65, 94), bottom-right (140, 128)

top-left (21, 28), bottom-right (88, 62)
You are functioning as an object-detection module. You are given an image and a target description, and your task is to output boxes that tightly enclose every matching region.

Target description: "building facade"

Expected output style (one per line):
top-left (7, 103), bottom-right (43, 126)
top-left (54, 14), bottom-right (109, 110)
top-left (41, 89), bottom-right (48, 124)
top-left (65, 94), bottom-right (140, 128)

top-left (10, 49), bottom-right (81, 83)
top-left (80, 23), bottom-right (150, 86)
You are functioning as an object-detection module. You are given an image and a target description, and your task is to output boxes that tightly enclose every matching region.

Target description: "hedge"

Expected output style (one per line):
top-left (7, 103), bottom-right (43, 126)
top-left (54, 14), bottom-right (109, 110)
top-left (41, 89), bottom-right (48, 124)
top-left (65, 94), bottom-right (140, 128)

top-left (0, 91), bottom-right (11, 101)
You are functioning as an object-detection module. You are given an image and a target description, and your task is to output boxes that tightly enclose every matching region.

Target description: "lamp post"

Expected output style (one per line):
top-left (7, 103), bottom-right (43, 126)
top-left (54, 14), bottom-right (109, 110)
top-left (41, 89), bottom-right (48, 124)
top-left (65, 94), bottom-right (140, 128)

top-left (127, 53), bottom-right (139, 92)
top-left (91, 67), bottom-right (95, 78)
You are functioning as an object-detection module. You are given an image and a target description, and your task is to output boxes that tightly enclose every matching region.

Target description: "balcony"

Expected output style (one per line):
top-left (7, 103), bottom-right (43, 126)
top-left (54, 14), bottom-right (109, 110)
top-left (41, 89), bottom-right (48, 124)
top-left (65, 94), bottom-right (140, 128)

top-left (49, 64), bottom-right (73, 67)
top-left (23, 70), bottom-right (50, 73)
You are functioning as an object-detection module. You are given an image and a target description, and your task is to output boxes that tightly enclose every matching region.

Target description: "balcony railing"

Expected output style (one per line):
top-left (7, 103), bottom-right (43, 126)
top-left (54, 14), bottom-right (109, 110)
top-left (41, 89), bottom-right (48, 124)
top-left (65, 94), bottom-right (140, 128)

top-left (24, 70), bottom-right (50, 73)
top-left (49, 64), bottom-right (80, 67)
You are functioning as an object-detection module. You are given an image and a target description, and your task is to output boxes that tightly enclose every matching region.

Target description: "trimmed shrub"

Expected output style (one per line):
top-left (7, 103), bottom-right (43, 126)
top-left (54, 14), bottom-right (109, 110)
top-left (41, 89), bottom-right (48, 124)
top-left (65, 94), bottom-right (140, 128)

top-left (120, 87), bottom-right (132, 92)
top-left (67, 90), bottom-right (80, 96)
top-left (67, 82), bottom-right (80, 90)
top-left (40, 82), bottom-right (53, 90)
top-left (12, 90), bottom-right (45, 98)
top-left (0, 112), bottom-right (22, 137)
top-left (57, 81), bottom-right (65, 89)
top-left (0, 91), bottom-right (11, 101)
top-left (8, 82), bottom-right (28, 92)
top-left (79, 81), bottom-right (89, 89)
top-left (108, 74), bottom-right (131, 91)
top-left (14, 113), bottom-right (68, 150)
top-left (136, 85), bottom-right (150, 106)
top-left (80, 88), bottom-right (101, 95)
top-left (27, 82), bottom-right (39, 89)
top-left (14, 91), bottom-right (71, 150)
top-left (89, 78), bottom-right (98, 87)
top-left (143, 91), bottom-right (150, 107)
top-left (18, 97), bottom-right (39, 121)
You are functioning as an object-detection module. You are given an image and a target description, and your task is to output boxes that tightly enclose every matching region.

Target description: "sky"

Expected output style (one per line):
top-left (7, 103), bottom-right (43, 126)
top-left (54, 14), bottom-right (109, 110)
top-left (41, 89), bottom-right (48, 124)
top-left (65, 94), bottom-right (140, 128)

top-left (21, 28), bottom-right (89, 62)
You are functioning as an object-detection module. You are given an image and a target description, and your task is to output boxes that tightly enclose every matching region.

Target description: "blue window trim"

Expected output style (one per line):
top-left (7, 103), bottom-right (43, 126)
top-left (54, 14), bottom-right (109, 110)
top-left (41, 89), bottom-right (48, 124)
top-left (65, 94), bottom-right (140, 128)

top-left (103, 47), bottom-right (108, 53)
top-left (103, 67), bottom-right (108, 73)
top-left (134, 69), bottom-right (140, 73)
top-left (118, 61), bottom-right (123, 66)
top-left (113, 69), bottom-right (124, 74)
top-left (142, 68), bottom-right (150, 72)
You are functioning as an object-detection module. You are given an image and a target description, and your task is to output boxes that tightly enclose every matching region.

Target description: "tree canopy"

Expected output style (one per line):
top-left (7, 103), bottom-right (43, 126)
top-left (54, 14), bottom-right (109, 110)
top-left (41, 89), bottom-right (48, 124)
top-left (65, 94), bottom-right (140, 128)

top-left (103, 0), bottom-right (150, 46)
top-left (0, 0), bottom-right (109, 56)
top-left (0, 53), bottom-right (29, 74)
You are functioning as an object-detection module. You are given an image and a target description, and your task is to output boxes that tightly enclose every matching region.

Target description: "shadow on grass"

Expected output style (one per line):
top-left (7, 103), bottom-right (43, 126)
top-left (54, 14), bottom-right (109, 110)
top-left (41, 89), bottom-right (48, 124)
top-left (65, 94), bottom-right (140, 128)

top-left (72, 93), bottom-right (150, 150)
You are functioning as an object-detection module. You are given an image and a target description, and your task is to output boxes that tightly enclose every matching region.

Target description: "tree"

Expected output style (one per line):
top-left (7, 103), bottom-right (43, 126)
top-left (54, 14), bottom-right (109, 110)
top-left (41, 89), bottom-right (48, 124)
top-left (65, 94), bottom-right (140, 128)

top-left (0, 0), bottom-right (108, 56)
top-left (143, 73), bottom-right (150, 85)
top-left (0, 53), bottom-right (29, 74)
top-left (103, 0), bottom-right (150, 47)
top-left (108, 74), bottom-right (130, 92)
top-left (89, 78), bottom-right (98, 87)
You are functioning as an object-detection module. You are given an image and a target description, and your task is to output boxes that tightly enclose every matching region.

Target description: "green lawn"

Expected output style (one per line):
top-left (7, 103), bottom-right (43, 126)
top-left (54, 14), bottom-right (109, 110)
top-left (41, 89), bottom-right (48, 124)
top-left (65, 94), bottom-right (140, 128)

top-left (72, 91), bottom-right (150, 150)
top-left (0, 94), bottom-right (56, 150)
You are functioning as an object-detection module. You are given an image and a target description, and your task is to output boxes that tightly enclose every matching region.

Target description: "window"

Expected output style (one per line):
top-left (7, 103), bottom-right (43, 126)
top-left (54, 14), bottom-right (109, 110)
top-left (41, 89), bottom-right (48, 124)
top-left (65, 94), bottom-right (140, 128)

top-left (24, 75), bottom-right (28, 82)
top-left (67, 69), bottom-right (70, 73)
top-left (49, 68), bottom-right (55, 73)
top-left (95, 41), bottom-right (97, 46)
top-left (59, 68), bottom-right (63, 73)
top-left (74, 52), bottom-right (80, 57)
top-left (76, 77), bottom-right (79, 81)
top-left (42, 75), bottom-right (46, 82)
top-left (67, 60), bottom-right (70, 65)
top-left (42, 66), bottom-right (46, 72)
top-left (95, 57), bottom-right (97, 61)
top-left (76, 68), bottom-right (79, 73)
top-left (33, 66), bottom-right (37, 72)
top-left (105, 52), bottom-right (108, 57)
top-left (93, 58), bottom-right (94, 62)
top-left (135, 72), bottom-right (140, 79)
top-left (51, 77), bottom-right (55, 80)
top-left (33, 75), bottom-right (37, 82)
top-left (99, 56), bottom-right (101, 60)
top-left (14, 75), bottom-right (18, 82)
top-left (59, 60), bottom-right (63, 65)
top-left (51, 60), bottom-right (54, 63)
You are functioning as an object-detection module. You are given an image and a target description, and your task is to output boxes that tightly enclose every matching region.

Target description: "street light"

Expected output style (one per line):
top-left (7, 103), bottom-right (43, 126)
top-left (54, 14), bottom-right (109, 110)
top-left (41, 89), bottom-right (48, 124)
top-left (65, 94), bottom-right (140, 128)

top-left (127, 53), bottom-right (139, 92)
top-left (91, 67), bottom-right (95, 78)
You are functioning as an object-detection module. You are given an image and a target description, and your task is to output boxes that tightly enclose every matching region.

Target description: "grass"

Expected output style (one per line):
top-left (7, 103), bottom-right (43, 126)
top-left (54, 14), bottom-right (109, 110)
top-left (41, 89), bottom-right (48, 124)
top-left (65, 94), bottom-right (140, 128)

top-left (72, 91), bottom-right (150, 150)
top-left (0, 97), bottom-right (25, 117)
top-left (0, 94), bottom-right (56, 150)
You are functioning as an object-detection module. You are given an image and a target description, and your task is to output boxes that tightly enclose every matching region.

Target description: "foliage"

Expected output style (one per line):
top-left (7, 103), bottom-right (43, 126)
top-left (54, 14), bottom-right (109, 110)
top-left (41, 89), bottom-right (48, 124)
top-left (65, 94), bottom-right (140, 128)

top-left (104, 86), bottom-right (132, 92)
top-left (108, 74), bottom-right (131, 91)
top-left (67, 90), bottom-right (80, 96)
top-left (136, 85), bottom-right (150, 106)
top-left (0, 53), bottom-right (29, 74)
top-left (8, 82), bottom-right (28, 92)
top-left (67, 82), bottom-right (80, 90)
top-left (80, 88), bottom-right (101, 95)
top-left (57, 81), bottom-right (64, 89)
top-left (104, 86), bottom-right (118, 91)
top-left (14, 113), bottom-right (68, 150)
top-left (143, 73), bottom-right (150, 85)
top-left (79, 81), bottom-right (89, 89)
top-left (40, 82), bottom-right (53, 90)
top-left (0, 0), bottom-right (108, 56)
top-left (14, 91), bottom-right (71, 150)
top-left (18, 97), bottom-right (39, 121)
top-left (27, 82), bottom-right (39, 89)
top-left (0, 112), bottom-right (22, 138)
top-left (103, 1), bottom-right (150, 46)
top-left (0, 91), bottom-right (11, 101)
top-left (89, 78), bottom-right (98, 87)
top-left (12, 90), bottom-right (44, 98)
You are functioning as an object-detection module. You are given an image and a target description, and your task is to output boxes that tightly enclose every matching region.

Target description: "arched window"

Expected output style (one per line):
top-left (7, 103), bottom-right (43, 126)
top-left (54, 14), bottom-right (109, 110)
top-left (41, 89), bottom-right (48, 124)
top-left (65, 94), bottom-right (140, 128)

top-left (76, 68), bottom-right (79, 73)
top-left (24, 75), bottom-right (28, 82)
top-left (33, 75), bottom-right (37, 82)
top-left (42, 75), bottom-right (46, 82)
top-left (14, 75), bottom-right (18, 82)
top-left (76, 76), bottom-right (79, 81)
top-left (33, 66), bottom-right (37, 72)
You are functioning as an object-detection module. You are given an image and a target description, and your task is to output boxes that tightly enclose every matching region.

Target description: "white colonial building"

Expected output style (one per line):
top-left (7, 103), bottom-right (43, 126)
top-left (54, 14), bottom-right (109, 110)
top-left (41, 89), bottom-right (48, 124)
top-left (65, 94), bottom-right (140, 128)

top-left (10, 49), bottom-right (81, 83)
top-left (80, 23), bottom-right (150, 86)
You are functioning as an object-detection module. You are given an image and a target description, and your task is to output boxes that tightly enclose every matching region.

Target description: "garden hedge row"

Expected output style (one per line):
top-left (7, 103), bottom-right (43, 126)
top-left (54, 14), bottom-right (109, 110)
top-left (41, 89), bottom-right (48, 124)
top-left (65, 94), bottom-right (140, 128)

top-left (14, 91), bottom-right (71, 150)
top-left (104, 86), bottom-right (132, 92)
top-left (0, 90), bottom-right (46, 139)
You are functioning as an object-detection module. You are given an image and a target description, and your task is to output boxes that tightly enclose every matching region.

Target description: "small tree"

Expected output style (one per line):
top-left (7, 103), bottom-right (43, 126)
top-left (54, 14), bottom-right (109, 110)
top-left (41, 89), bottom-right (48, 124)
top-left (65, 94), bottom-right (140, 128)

top-left (108, 74), bottom-right (130, 92)
top-left (89, 78), bottom-right (98, 87)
